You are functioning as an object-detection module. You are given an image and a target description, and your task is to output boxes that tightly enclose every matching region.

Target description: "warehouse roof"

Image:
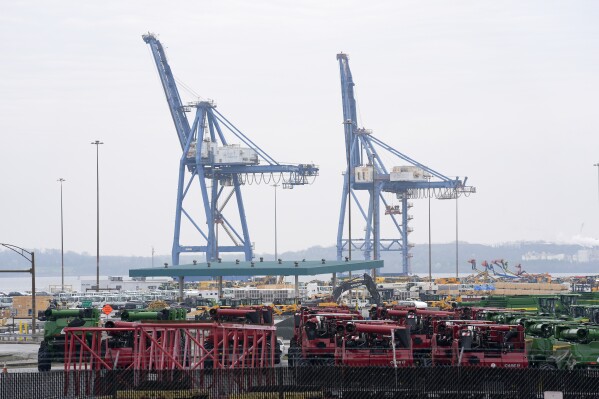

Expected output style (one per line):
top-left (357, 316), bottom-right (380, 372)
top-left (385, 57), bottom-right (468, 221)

top-left (129, 259), bottom-right (383, 278)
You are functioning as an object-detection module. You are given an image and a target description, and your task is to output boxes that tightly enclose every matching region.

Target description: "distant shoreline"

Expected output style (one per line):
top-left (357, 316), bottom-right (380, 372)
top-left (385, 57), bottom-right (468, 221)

top-left (1, 272), bottom-right (597, 294)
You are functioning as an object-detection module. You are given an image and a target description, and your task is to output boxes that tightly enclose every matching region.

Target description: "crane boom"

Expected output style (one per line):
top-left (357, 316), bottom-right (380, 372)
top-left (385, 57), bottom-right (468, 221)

top-left (143, 33), bottom-right (191, 150)
top-left (337, 53), bottom-right (361, 170)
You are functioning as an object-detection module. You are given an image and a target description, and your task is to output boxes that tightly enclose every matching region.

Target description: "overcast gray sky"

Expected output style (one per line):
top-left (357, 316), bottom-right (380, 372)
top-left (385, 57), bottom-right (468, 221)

top-left (1, 1), bottom-right (599, 258)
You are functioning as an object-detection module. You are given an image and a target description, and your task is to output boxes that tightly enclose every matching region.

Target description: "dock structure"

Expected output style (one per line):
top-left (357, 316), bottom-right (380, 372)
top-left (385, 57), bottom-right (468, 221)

top-left (129, 259), bottom-right (383, 301)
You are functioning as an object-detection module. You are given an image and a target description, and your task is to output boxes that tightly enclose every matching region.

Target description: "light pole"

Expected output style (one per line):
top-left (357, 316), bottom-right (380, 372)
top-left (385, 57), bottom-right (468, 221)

top-left (439, 189), bottom-right (460, 279)
top-left (0, 244), bottom-right (36, 334)
top-left (58, 178), bottom-right (65, 292)
top-left (455, 191), bottom-right (459, 279)
top-left (91, 140), bottom-right (103, 292)
top-left (273, 184), bottom-right (278, 261)
top-left (428, 187), bottom-right (432, 284)
top-left (594, 163), bottom-right (599, 204)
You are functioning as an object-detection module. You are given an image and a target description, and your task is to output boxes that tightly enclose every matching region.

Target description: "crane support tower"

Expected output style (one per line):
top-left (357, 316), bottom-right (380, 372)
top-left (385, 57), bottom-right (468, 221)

top-left (143, 33), bottom-right (318, 264)
top-left (336, 53), bottom-right (475, 275)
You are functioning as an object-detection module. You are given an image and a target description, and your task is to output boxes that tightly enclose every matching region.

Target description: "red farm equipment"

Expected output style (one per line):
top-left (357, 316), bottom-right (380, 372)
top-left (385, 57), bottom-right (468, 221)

top-left (335, 321), bottom-right (413, 367)
top-left (208, 306), bottom-right (274, 325)
top-left (288, 306), bottom-right (363, 366)
top-left (370, 306), bottom-right (457, 366)
top-left (431, 320), bottom-right (528, 368)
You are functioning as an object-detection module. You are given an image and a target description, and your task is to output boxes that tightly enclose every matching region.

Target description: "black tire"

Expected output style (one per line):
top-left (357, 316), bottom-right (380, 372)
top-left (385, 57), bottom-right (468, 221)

top-left (322, 357), bottom-right (335, 367)
top-left (297, 358), bottom-right (311, 367)
top-left (274, 340), bottom-right (282, 365)
top-left (38, 342), bottom-right (51, 372)
top-left (287, 345), bottom-right (299, 368)
top-left (539, 362), bottom-right (557, 370)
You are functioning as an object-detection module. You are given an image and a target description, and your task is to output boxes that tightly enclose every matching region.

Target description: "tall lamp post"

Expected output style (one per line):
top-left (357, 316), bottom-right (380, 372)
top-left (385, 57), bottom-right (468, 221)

top-left (273, 184), bottom-right (278, 261)
top-left (439, 189), bottom-right (459, 279)
top-left (0, 243), bottom-right (36, 334)
top-left (58, 178), bottom-right (66, 292)
top-left (594, 163), bottom-right (599, 204)
top-left (91, 140), bottom-right (103, 292)
top-left (455, 192), bottom-right (459, 279)
top-left (428, 187), bottom-right (432, 284)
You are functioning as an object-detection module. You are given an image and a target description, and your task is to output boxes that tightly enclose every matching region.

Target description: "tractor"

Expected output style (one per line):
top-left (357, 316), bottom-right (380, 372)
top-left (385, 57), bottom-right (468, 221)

top-left (38, 308), bottom-right (100, 372)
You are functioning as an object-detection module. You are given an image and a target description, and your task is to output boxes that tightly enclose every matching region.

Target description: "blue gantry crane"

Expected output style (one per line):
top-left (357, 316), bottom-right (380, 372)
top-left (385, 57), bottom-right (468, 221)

top-left (336, 53), bottom-right (475, 275)
top-left (143, 33), bottom-right (318, 265)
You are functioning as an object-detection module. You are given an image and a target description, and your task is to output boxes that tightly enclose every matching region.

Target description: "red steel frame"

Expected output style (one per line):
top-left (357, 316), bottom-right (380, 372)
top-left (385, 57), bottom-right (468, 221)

top-left (64, 322), bottom-right (276, 371)
top-left (63, 323), bottom-right (277, 397)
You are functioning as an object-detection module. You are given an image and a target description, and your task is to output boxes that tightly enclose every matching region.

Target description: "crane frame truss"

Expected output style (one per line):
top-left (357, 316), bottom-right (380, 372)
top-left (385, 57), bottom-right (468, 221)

top-left (173, 102), bottom-right (251, 264)
top-left (143, 33), bottom-right (318, 264)
top-left (336, 53), bottom-right (474, 275)
top-left (63, 324), bottom-right (277, 397)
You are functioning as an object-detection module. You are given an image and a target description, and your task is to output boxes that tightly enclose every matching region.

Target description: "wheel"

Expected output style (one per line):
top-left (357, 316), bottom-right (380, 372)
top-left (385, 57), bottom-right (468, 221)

top-left (322, 358), bottom-right (335, 367)
top-left (274, 340), bottom-right (282, 365)
top-left (287, 344), bottom-right (299, 368)
top-left (297, 358), bottom-right (311, 367)
top-left (38, 341), bottom-right (51, 372)
top-left (539, 362), bottom-right (557, 370)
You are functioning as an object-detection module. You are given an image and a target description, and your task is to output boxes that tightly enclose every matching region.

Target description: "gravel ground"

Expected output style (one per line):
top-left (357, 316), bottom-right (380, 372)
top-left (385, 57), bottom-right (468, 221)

top-left (0, 342), bottom-right (39, 359)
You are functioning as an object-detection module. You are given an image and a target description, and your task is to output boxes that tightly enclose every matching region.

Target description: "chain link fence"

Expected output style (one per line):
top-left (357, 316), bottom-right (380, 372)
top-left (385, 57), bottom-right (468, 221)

top-left (1, 367), bottom-right (598, 398)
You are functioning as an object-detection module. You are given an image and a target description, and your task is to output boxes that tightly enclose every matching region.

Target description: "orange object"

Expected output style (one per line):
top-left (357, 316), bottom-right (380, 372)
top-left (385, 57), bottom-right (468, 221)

top-left (102, 304), bottom-right (113, 315)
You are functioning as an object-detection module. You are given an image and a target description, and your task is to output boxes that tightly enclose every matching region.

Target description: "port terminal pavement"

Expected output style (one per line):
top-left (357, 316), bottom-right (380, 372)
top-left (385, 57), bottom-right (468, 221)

top-left (0, 341), bottom-right (39, 372)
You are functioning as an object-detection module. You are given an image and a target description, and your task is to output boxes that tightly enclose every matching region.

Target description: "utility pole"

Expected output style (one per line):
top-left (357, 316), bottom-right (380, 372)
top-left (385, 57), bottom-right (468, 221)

top-left (91, 140), bottom-right (104, 292)
top-left (58, 178), bottom-right (65, 292)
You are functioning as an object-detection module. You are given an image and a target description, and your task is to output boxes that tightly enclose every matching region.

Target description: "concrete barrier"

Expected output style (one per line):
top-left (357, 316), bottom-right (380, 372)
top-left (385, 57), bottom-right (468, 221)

top-left (0, 333), bottom-right (42, 343)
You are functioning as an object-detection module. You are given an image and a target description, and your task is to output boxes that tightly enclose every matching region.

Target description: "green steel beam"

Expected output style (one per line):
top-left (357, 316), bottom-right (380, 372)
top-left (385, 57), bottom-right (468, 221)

top-left (129, 259), bottom-right (384, 278)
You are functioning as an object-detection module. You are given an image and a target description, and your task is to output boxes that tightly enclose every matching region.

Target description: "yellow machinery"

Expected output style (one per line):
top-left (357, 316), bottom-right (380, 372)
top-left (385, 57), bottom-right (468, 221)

top-left (426, 295), bottom-right (462, 310)
top-left (272, 298), bottom-right (300, 315)
top-left (435, 277), bottom-right (460, 285)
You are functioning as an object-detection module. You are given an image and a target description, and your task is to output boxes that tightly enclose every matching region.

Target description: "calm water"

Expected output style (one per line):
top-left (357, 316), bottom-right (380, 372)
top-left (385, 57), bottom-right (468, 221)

top-left (0, 276), bottom-right (86, 293)
top-left (0, 272), bottom-right (596, 294)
